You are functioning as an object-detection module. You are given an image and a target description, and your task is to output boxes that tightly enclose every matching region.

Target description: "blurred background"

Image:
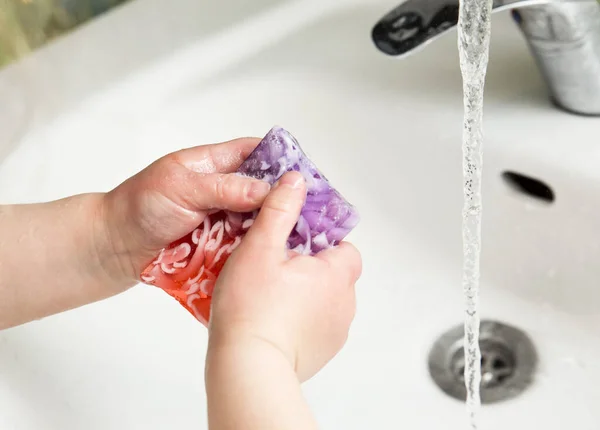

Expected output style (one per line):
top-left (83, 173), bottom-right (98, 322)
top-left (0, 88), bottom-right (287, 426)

top-left (0, 0), bottom-right (129, 68)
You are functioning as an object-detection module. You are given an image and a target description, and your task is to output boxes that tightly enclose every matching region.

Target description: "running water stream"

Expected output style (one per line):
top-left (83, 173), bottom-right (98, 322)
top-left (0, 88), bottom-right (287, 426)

top-left (457, 0), bottom-right (493, 427)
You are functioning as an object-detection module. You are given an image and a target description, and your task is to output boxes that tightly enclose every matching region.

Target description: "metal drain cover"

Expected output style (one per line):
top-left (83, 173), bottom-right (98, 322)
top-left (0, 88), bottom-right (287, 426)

top-left (428, 320), bottom-right (537, 404)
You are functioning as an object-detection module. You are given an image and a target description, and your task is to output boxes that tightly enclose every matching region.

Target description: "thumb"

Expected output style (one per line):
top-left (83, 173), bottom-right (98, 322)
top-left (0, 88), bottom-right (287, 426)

top-left (242, 171), bottom-right (306, 257)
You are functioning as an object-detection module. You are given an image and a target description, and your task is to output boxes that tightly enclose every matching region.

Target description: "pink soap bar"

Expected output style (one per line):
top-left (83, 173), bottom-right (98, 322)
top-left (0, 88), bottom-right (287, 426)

top-left (140, 126), bottom-right (359, 325)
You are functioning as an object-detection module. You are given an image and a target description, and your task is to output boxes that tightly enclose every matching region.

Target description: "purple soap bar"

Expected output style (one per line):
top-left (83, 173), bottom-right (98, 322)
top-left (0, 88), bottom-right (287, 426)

top-left (238, 126), bottom-right (360, 254)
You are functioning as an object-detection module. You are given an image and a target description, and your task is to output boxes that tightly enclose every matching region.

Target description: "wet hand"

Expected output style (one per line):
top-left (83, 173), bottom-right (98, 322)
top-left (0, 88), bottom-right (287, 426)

top-left (96, 138), bottom-right (271, 286)
top-left (208, 171), bottom-right (362, 382)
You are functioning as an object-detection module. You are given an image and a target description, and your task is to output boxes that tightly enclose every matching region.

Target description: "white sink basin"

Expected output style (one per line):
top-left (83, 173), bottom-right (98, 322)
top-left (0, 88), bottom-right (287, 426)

top-left (1, 0), bottom-right (600, 429)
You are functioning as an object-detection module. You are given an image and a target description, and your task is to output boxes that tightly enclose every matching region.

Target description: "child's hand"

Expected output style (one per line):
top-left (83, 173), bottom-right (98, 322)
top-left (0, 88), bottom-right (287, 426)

top-left (1, 138), bottom-right (275, 329)
top-left (98, 138), bottom-right (272, 285)
top-left (208, 171), bottom-right (362, 382)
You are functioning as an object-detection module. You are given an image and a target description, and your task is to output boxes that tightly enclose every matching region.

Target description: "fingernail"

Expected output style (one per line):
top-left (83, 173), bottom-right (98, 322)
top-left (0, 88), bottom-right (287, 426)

top-left (279, 171), bottom-right (304, 189)
top-left (248, 180), bottom-right (271, 201)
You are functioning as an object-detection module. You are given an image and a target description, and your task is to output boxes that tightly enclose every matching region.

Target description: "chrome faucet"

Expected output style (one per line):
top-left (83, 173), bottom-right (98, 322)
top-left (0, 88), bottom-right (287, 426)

top-left (371, 0), bottom-right (600, 116)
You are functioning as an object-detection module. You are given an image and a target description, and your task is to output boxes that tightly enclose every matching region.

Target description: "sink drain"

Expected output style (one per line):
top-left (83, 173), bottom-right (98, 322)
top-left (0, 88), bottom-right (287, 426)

top-left (428, 320), bottom-right (537, 404)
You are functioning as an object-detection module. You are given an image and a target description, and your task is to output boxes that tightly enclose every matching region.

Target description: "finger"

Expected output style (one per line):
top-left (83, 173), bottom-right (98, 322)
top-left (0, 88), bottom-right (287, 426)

top-left (242, 171), bottom-right (306, 257)
top-left (317, 242), bottom-right (362, 284)
top-left (176, 172), bottom-right (271, 212)
top-left (170, 137), bottom-right (261, 174)
top-left (128, 148), bottom-right (271, 213)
